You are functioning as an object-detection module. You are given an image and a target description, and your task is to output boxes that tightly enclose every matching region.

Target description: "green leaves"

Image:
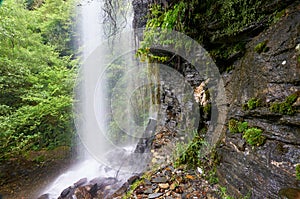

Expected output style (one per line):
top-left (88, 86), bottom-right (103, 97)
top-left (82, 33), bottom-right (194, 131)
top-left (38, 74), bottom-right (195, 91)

top-left (270, 92), bottom-right (299, 115)
top-left (0, 0), bottom-right (77, 160)
top-left (228, 119), bottom-right (265, 147)
top-left (174, 131), bottom-right (207, 168)
top-left (243, 128), bottom-right (265, 147)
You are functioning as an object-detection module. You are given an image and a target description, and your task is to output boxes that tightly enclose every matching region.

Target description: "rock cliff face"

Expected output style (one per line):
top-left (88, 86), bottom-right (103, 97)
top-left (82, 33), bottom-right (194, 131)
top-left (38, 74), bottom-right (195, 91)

top-left (217, 3), bottom-right (300, 198)
top-left (132, 0), bottom-right (300, 198)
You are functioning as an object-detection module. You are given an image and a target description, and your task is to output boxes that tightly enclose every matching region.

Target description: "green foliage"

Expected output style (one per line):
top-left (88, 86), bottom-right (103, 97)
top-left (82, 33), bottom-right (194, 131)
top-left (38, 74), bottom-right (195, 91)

top-left (34, 0), bottom-right (77, 56)
top-left (207, 167), bottom-right (219, 184)
top-left (270, 92), bottom-right (299, 115)
top-left (238, 121), bottom-right (248, 133)
top-left (229, 119), bottom-right (265, 147)
top-left (0, 0), bottom-right (76, 160)
top-left (218, 186), bottom-right (234, 199)
top-left (254, 40), bottom-right (269, 54)
top-left (174, 131), bottom-right (207, 168)
top-left (228, 119), bottom-right (239, 133)
top-left (243, 128), bottom-right (265, 146)
top-left (270, 102), bottom-right (294, 115)
top-left (137, 2), bottom-right (193, 62)
top-left (228, 119), bottom-right (248, 134)
top-left (271, 9), bottom-right (285, 24)
top-left (203, 103), bottom-right (212, 118)
top-left (296, 164), bottom-right (300, 181)
top-left (243, 98), bottom-right (261, 110)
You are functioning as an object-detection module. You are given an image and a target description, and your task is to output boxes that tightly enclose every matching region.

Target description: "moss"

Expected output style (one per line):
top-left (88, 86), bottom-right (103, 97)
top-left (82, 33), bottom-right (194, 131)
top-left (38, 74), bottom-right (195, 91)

top-left (244, 98), bottom-right (261, 110)
top-left (228, 119), bottom-right (239, 133)
top-left (296, 164), bottom-right (300, 181)
top-left (243, 128), bottom-right (265, 146)
top-left (203, 103), bottom-right (211, 117)
top-left (297, 55), bottom-right (300, 63)
top-left (225, 65), bottom-right (234, 73)
top-left (123, 173), bottom-right (151, 198)
top-left (270, 92), bottom-right (299, 115)
top-left (238, 121), bottom-right (248, 133)
top-left (271, 9), bottom-right (285, 24)
top-left (286, 93), bottom-right (298, 104)
top-left (228, 119), bottom-right (248, 134)
top-left (254, 40), bottom-right (269, 54)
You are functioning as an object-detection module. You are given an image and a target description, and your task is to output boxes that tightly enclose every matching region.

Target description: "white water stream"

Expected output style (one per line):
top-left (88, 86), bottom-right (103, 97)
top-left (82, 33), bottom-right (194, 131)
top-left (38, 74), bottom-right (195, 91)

top-left (40, 1), bottom-right (139, 198)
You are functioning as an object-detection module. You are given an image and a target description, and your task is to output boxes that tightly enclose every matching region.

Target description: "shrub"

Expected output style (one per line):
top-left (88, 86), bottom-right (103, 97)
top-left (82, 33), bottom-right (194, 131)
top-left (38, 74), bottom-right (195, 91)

top-left (174, 132), bottom-right (207, 168)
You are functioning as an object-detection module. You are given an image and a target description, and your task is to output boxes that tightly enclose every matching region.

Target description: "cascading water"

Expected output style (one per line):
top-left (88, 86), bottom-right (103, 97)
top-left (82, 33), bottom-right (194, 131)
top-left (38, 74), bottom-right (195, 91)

top-left (39, 1), bottom-right (149, 198)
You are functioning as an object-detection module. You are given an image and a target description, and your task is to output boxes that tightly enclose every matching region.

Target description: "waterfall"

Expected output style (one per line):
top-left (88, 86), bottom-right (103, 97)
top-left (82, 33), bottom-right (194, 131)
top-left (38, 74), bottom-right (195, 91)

top-left (39, 1), bottom-right (146, 198)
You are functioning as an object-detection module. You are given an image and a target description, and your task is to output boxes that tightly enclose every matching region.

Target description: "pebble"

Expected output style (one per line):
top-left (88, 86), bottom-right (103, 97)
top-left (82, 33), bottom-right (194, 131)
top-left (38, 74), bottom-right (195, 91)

top-left (151, 176), bottom-right (168, 183)
top-left (158, 183), bottom-right (169, 189)
top-left (148, 192), bottom-right (163, 198)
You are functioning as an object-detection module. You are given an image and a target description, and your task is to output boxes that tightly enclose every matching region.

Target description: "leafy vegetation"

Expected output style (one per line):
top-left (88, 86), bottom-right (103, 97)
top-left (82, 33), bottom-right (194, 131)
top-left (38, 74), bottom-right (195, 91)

top-left (138, 0), bottom-right (288, 72)
top-left (174, 131), bottom-right (207, 168)
top-left (296, 164), bottom-right (300, 181)
top-left (243, 128), bottom-right (265, 146)
top-left (228, 119), bottom-right (248, 134)
top-left (228, 119), bottom-right (265, 146)
top-left (254, 40), bottom-right (269, 54)
top-left (243, 98), bottom-right (261, 110)
top-left (0, 0), bottom-right (77, 160)
top-left (270, 92), bottom-right (299, 115)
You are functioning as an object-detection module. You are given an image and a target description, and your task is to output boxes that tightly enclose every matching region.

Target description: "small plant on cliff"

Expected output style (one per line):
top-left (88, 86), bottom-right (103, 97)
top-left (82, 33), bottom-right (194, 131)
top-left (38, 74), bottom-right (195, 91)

top-left (296, 164), bottom-right (300, 181)
top-left (243, 98), bottom-right (261, 110)
top-left (228, 119), bottom-right (239, 133)
top-left (174, 131), bottom-right (207, 168)
top-left (238, 121), bottom-right (248, 133)
top-left (254, 40), bottom-right (269, 54)
top-left (243, 128), bottom-right (265, 146)
top-left (270, 92), bottom-right (299, 115)
top-left (228, 119), bottom-right (248, 134)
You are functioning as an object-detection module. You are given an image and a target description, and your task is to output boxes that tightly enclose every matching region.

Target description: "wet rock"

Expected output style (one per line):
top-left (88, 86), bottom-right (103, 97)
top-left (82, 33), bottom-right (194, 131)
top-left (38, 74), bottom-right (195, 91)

top-left (148, 192), bottom-right (163, 198)
top-left (74, 178), bottom-right (87, 188)
top-left (98, 177), bottom-right (118, 190)
top-left (111, 182), bottom-right (128, 197)
top-left (217, 2), bottom-right (300, 198)
top-left (144, 188), bottom-right (153, 194)
top-left (151, 176), bottom-right (168, 183)
top-left (134, 119), bottom-right (157, 153)
top-left (59, 186), bottom-right (73, 198)
top-left (127, 175), bottom-right (140, 184)
top-left (37, 194), bottom-right (50, 199)
top-left (88, 183), bottom-right (98, 197)
top-left (132, 0), bottom-right (153, 29)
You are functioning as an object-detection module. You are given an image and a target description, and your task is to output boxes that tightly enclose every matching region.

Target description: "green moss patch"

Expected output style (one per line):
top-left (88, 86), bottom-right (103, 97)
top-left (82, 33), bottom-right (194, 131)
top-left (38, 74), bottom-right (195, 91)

top-left (270, 92), bottom-right (299, 115)
top-left (254, 40), bottom-right (269, 54)
top-left (243, 128), bottom-right (265, 146)
top-left (296, 164), bottom-right (300, 181)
